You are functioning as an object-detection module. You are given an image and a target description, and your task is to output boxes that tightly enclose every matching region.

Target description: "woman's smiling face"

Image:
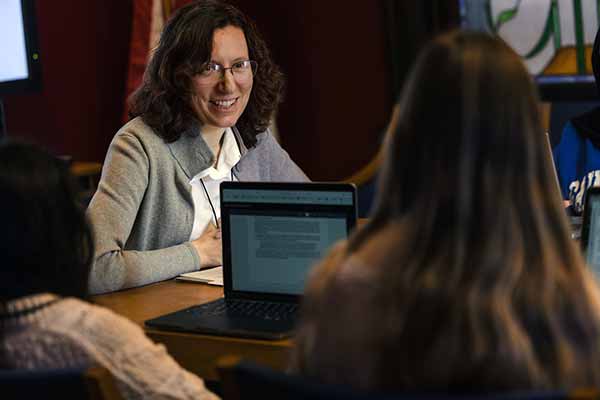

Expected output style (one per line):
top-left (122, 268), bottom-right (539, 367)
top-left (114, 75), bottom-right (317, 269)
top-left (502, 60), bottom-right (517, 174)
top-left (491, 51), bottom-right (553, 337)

top-left (191, 25), bottom-right (253, 131)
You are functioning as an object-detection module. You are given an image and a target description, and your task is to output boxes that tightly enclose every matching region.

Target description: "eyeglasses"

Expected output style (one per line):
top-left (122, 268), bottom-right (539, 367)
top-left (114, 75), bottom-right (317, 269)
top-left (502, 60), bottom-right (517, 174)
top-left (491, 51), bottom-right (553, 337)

top-left (196, 60), bottom-right (258, 84)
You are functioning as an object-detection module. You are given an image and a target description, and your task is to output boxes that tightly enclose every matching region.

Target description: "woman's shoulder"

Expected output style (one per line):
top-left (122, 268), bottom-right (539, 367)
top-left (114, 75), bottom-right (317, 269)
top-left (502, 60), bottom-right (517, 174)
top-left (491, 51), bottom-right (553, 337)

top-left (113, 117), bottom-right (165, 147)
top-left (244, 127), bottom-right (272, 150)
top-left (52, 298), bottom-right (166, 363)
top-left (304, 241), bottom-right (377, 299)
top-left (351, 223), bottom-right (404, 266)
top-left (14, 297), bottom-right (149, 356)
top-left (305, 224), bottom-right (405, 297)
top-left (53, 300), bottom-right (217, 399)
top-left (107, 117), bottom-right (171, 161)
top-left (238, 127), bottom-right (308, 181)
top-left (56, 298), bottom-right (149, 344)
top-left (233, 127), bottom-right (275, 171)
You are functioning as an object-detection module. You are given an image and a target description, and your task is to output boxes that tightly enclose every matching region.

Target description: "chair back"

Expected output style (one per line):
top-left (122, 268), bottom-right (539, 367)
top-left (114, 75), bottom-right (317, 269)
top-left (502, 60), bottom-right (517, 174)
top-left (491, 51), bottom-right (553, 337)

top-left (0, 366), bottom-right (122, 400)
top-left (217, 356), bottom-right (599, 400)
top-left (218, 356), bottom-right (377, 400)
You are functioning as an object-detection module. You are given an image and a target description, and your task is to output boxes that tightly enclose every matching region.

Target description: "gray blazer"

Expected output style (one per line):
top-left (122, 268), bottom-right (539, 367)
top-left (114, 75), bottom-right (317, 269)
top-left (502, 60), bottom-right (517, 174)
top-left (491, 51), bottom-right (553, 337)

top-left (87, 117), bottom-right (308, 294)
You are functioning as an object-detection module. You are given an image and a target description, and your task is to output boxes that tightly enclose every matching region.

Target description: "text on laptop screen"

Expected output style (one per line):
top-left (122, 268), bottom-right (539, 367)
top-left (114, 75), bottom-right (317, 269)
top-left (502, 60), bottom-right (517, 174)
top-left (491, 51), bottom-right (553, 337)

top-left (223, 186), bottom-right (354, 296)
top-left (222, 188), bottom-right (354, 205)
top-left (586, 194), bottom-right (600, 277)
top-left (229, 212), bottom-right (347, 295)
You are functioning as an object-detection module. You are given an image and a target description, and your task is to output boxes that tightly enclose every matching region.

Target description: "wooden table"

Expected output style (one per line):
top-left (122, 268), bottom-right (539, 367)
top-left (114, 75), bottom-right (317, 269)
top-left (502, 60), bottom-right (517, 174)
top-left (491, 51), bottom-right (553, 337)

top-left (93, 280), bottom-right (291, 380)
top-left (71, 161), bottom-right (102, 177)
top-left (71, 161), bottom-right (102, 201)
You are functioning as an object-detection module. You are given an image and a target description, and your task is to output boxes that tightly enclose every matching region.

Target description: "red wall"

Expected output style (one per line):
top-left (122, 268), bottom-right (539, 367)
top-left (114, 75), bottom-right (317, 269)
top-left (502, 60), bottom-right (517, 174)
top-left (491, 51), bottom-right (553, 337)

top-left (234, 0), bottom-right (393, 180)
top-left (3, 1), bottom-right (132, 162)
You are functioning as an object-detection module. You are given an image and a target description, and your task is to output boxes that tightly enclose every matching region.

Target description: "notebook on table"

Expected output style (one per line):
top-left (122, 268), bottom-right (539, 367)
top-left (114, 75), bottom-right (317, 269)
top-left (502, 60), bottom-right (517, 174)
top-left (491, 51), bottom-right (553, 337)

top-left (176, 266), bottom-right (224, 285)
top-left (145, 181), bottom-right (358, 340)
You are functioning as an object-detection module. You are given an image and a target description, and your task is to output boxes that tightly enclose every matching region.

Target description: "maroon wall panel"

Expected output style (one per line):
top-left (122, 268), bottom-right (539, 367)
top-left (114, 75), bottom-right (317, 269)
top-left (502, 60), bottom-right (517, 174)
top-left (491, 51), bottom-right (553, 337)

top-left (234, 0), bottom-right (393, 180)
top-left (3, 1), bottom-right (132, 162)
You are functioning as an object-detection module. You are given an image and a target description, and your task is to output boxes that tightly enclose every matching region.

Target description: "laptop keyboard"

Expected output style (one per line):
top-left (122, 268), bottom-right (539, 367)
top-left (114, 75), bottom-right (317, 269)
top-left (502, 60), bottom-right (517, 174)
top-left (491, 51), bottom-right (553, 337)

top-left (186, 298), bottom-right (298, 321)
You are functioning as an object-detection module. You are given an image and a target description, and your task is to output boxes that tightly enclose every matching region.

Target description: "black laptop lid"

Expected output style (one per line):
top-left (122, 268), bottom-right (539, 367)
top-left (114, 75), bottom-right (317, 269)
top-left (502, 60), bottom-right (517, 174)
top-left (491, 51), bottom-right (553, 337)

top-left (545, 132), bottom-right (563, 203)
top-left (581, 187), bottom-right (600, 278)
top-left (220, 182), bottom-right (357, 302)
top-left (582, 186), bottom-right (600, 278)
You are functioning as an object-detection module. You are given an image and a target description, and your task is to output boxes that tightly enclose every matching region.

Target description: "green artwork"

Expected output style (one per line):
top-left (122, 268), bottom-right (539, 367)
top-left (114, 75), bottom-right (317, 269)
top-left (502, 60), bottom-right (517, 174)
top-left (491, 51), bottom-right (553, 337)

top-left (462, 0), bottom-right (600, 75)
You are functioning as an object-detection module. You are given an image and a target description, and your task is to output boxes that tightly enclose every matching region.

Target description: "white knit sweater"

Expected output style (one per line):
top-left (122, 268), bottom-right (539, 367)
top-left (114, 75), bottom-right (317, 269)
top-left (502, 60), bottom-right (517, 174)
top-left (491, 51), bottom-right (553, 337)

top-left (0, 293), bottom-right (219, 400)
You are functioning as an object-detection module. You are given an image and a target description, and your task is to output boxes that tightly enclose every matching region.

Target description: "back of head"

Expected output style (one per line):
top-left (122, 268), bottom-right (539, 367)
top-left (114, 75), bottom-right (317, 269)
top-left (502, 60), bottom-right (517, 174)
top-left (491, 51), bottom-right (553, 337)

top-left (300, 31), bottom-right (600, 391)
top-left (0, 141), bottom-right (92, 301)
top-left (368, 30), bottom-right (555, 233)
top-left (360, 30), bottom-right (579, 287)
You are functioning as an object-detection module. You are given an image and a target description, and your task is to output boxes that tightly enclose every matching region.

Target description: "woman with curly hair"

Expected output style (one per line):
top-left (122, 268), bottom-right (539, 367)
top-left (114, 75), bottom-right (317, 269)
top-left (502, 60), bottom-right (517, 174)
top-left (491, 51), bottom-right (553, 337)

top-left (88, 0), bottom-right (307, 294)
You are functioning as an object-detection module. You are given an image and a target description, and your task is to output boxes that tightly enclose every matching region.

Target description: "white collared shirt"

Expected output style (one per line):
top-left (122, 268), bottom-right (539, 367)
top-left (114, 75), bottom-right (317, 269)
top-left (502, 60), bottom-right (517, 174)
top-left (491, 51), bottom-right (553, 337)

top-left (189, 128), bottom-right (240, 240)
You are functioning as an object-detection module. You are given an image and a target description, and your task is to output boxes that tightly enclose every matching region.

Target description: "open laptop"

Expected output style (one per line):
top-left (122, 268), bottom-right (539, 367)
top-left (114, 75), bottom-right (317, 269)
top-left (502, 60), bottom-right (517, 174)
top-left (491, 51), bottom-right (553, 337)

top-left (545, 131), bottom-right (583, 238)
top-left (581, 186), bottom-right (600, 278)
top-left (545, 132), bottom-right (563, 204)
top-left (145, 182), bottom-right (357, 340)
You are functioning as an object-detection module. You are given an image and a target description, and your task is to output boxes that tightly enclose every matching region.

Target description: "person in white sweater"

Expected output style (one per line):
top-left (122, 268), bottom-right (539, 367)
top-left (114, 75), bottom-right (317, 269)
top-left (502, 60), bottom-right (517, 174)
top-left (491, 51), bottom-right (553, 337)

top-left (0, 141), bottom-right (218, 400)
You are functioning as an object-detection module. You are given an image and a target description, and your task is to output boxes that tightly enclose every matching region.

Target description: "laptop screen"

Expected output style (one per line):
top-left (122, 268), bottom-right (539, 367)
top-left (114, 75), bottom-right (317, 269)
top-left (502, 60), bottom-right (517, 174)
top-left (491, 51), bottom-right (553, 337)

top-left (545, 132), bottom-right (563, 202)
top-left (583, 187), bottom-right (600, 278)
top-left (221, 183), bottom-right (357, 297)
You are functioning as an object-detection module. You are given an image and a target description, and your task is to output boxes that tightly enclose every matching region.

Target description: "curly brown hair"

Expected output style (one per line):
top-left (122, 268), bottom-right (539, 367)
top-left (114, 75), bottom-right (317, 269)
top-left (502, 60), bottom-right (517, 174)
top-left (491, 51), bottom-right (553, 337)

top-left (129, 0), bottom-right (285, 147)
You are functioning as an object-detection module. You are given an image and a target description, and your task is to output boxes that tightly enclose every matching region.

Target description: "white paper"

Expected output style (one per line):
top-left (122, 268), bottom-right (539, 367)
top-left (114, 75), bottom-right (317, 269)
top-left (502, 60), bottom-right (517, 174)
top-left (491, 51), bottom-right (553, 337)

top-left (176, 266), bottom-right (223, 286)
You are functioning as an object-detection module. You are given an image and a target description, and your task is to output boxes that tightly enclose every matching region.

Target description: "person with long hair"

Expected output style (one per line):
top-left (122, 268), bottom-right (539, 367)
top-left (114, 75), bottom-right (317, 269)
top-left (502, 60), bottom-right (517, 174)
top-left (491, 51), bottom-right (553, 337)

top-left (0, 141), bottom-right (218, 399)
top-left (291, 30), bottom-right (600, 392)
top-left (87, 0), bottom-right (307, 294)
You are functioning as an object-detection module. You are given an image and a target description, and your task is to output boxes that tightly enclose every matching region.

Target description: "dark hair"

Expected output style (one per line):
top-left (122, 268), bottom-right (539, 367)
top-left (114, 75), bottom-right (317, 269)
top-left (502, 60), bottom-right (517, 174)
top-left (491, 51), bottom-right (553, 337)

top-left (129, 0), bottom-right (284, 146)
top-left (294, 31), bottom-right (600, 391)
top-left (0, 141), bottom-right (93, 302)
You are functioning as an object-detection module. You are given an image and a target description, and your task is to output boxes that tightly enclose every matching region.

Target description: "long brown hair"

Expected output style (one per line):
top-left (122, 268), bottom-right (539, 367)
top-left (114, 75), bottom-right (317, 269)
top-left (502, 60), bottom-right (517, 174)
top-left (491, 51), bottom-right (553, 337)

top-left (0, 141), bottom-right (94, 368)
top-left (129, 0), bottom-right (284, 147)
top-left (0, 141), bottom-right (93, 301)
top-left (293, 30), bottom-right (600, 392)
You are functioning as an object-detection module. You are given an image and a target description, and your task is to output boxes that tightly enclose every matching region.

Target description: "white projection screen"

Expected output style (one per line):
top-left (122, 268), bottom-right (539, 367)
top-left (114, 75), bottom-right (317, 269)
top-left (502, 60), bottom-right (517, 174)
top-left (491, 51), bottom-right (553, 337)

top-left (0, 0), bottom-right (41, 94)
top-left (0, 0), bottom-right (29, 83)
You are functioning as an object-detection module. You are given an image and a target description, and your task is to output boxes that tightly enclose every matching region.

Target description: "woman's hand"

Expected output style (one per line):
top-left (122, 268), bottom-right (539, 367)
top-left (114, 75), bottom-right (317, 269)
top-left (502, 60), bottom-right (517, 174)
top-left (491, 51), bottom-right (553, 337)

top-left (191, 222), bottom-right (222, 268)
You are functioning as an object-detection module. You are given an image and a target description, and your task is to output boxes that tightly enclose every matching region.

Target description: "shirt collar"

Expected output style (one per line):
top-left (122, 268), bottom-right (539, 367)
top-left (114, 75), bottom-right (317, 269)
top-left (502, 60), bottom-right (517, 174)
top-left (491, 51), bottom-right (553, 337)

top-left (167, 123), bottom-right (248, 179)
top-left (218, 127), bottom-right (241, 173)
top-left (191, 127), bottom-right (241, 181)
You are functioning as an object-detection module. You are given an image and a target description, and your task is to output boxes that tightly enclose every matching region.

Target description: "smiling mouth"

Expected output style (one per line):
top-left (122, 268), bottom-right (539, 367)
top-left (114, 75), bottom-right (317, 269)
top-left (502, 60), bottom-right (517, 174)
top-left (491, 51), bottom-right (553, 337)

top-left (209, 97), bottom-right (239, 111)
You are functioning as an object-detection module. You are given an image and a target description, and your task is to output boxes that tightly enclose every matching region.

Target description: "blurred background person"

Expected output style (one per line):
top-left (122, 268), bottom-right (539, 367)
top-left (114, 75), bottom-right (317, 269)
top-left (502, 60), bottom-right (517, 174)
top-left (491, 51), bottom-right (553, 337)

top-left (553, 28), bottom-right (600, 214)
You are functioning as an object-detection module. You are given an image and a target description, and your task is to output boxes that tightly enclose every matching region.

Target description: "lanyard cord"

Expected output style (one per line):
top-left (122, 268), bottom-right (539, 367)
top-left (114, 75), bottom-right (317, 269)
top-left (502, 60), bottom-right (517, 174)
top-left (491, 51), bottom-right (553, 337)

top-left (200, 178), bottom-right (219, 228)
top-left (199, 131), bottom-right (240, 229)
top-left (199, 170), bottom-right (234, 229)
